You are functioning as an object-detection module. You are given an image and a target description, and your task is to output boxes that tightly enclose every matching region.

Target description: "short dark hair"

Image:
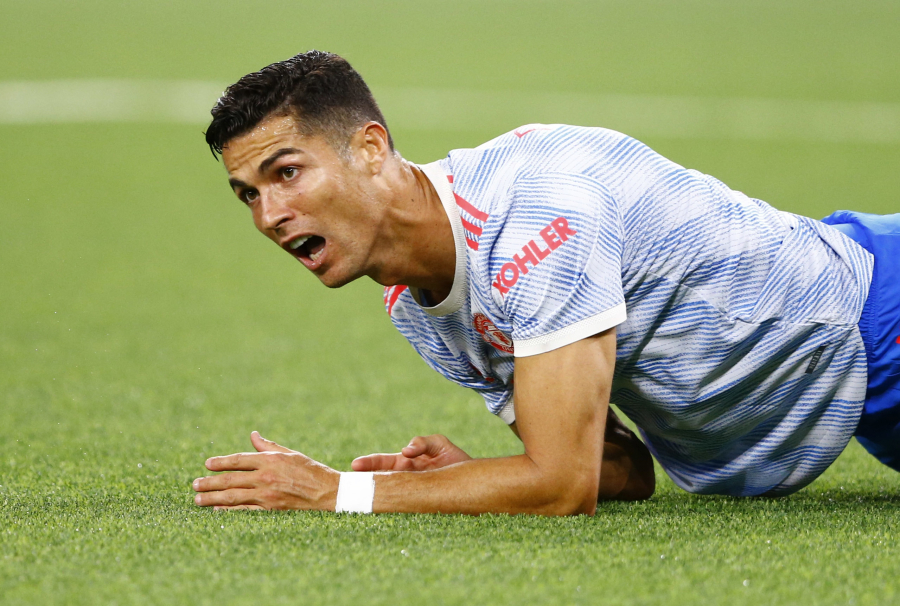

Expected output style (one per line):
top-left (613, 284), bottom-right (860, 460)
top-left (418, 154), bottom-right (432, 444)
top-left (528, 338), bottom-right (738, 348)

top-left (205, 50), bottom-right (393, 158)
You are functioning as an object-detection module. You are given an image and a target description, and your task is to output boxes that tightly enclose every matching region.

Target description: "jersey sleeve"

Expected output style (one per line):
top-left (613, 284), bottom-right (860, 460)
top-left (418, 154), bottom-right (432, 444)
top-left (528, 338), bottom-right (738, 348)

top-left (489, 172), bottom-right (626, 357)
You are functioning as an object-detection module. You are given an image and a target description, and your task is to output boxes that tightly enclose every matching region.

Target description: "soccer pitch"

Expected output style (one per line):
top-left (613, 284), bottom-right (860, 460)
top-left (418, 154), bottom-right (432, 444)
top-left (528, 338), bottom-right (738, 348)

top-left (2, 1), bottom-right (899, 604)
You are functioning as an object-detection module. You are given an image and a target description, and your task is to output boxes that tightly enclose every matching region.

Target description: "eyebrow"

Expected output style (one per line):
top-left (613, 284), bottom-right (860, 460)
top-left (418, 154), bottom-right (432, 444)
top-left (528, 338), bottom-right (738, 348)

top-left (258, 147), bottom-right (302, 175)
top-left (228, 177), bottom-right (250, 192)
top-left (227, 147), bottom-right (303, 193)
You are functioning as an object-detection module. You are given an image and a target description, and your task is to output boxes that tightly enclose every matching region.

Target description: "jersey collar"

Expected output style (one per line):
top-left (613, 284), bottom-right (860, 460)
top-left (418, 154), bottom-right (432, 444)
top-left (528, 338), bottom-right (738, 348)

top-left (412, 161), bottom-right (468, 317)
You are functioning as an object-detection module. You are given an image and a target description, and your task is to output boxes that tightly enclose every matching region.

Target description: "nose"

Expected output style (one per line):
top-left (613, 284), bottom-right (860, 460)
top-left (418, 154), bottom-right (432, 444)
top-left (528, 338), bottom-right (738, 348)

top-left (258, 191), bottom-right (293, 232)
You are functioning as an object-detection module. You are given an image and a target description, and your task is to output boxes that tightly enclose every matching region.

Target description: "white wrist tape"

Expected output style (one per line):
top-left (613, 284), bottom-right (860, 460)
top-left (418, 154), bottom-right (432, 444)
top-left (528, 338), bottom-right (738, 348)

top-left (335, 472), bottom-right (375, 513)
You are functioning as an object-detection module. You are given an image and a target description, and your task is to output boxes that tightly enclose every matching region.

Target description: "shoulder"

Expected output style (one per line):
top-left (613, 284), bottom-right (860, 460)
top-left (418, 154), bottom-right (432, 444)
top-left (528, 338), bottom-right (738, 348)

top-left (446, 125), bottom-right (634, 218)
top-left (383, 284), bottom-right (409, 317)
top-left (382, 286), bottom-right (457, 363)
top-left (383, 286), bottom-right (438, 342)
top-left (448, 124), bottom-right (632, 174)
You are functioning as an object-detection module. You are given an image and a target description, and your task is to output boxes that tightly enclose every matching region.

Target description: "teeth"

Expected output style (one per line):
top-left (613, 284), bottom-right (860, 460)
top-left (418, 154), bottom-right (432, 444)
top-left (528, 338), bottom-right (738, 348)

top-left (309, 248), bottom-right (323, 262)
top-left (289, 236), bottom-right (310, 250)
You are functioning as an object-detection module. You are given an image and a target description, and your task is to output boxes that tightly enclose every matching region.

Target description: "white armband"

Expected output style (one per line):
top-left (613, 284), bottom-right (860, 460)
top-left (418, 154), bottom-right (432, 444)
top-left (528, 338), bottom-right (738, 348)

top-left (335, 472), bottom-right (375, 514)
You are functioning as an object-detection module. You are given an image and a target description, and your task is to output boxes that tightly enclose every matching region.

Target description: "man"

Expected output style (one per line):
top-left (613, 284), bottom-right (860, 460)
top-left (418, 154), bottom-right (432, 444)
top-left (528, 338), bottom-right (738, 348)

top-left (192, 50), bottom-right (899, 515)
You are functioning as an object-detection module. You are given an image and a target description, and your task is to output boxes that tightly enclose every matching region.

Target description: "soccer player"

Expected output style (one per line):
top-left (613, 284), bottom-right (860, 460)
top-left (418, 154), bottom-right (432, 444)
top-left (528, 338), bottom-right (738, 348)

top-left (192, 51), bottom-right (899, 515)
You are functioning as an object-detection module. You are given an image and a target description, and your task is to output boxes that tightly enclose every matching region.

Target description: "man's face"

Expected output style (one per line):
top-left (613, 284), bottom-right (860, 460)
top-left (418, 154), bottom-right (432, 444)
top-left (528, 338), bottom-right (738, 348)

top-left (221, 114), bottom-right (383, 288)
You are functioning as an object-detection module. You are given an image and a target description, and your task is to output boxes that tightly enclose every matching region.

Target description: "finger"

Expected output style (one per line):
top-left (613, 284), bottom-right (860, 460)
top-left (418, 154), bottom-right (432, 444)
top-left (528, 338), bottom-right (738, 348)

top-left (194, 488), bottom-right (258, 508)
top-left (213, 504), bottom-right (265, 511)
top-left (351, 453), bottom-right (411, 471)
top-left (193, 472), bottom-right (257, 493)
top-left (400, 436), bottom-right (428, 458)
top-left (423, 434), bottom-right (458, 458)
top-left (206, 452), bottom-right (260, 472)
top-left (402, 435), bottom-right (449, 459)
top-left (251, 431), bottom-right (295, 454)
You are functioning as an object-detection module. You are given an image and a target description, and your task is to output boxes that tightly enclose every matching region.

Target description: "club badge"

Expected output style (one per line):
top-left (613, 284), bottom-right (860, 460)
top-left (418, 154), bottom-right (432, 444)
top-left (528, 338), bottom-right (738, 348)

top-left (473, 313), bottom-right (514, 354)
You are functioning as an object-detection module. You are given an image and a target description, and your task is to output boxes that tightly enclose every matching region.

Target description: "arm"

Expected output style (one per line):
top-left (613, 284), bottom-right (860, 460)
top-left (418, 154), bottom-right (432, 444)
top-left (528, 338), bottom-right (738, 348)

top-left (507, 407), bottom-right (654, 501)
top-left (352, 407), bottom-right (654, 502)
top-left (194, 328), bottom-right (616, 516)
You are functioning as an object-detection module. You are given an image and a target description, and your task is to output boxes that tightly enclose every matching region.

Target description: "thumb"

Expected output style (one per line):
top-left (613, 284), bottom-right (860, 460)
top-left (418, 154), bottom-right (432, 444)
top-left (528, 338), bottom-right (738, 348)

top-left (351, 453), bottom-right (404, 471)
top-left (402, 435), bottom-right (442, 458)
top-left (251, 430), bottom-right (294, 453)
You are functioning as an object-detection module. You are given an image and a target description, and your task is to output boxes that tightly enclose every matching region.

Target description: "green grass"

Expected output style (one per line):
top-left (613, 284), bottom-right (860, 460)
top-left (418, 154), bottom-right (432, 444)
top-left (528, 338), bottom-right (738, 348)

top-left (2, 1), bottom-right (900, 604)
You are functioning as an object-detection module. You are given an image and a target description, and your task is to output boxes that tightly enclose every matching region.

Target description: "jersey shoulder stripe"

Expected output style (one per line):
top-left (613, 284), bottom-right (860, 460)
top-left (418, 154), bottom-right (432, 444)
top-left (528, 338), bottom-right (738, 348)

top-left (384, 285), bottom-right (408, 316)
top-left (449, 173), bottom-right (490, 251)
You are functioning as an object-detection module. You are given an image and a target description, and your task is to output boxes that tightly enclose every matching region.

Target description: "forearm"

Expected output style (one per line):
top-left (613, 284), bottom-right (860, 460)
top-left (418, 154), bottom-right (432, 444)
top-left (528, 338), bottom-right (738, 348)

top-left (507, 411), bottom-right (655, 502)
top-left (372, 454), bottom-right (599, 516)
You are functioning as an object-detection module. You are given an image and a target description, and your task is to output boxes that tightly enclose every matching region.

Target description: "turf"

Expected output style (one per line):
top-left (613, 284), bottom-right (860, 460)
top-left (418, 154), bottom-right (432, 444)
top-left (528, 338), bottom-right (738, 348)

top-left (2, 1), bottom-right (899, 604)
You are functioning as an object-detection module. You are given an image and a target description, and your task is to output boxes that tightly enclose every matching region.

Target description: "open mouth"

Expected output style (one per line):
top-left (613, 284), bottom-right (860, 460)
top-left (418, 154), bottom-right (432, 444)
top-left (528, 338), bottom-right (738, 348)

top-left (287, 235), bottom-right (327, 265)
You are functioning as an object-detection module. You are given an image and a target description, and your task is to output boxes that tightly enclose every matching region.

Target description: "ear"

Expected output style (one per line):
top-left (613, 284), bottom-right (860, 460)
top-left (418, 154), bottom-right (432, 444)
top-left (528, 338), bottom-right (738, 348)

top-left (351, 121), bottom-right (392, 174)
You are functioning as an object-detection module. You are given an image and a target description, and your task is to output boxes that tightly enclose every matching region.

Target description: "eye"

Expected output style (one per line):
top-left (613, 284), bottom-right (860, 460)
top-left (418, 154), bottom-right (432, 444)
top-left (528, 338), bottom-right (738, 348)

top-left (281, 166), bottom-right (297, 180)
top-left (242, 189), bottom-right (259, 204)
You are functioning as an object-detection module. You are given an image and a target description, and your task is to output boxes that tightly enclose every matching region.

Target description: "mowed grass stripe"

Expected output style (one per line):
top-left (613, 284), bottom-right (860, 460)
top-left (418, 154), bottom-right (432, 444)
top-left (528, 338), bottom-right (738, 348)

top-left (2, 79), bottom-right (900, 144)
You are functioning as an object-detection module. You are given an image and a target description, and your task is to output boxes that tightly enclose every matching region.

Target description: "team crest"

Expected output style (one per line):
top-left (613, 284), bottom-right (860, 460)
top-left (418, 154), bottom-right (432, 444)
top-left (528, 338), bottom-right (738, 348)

top-left (473, 313), bottom-right (514, 354)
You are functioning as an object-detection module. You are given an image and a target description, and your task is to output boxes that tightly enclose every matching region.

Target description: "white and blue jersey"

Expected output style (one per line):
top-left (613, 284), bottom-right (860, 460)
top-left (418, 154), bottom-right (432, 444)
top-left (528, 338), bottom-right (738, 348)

top-left (384, 124), bottom-right (874, 497)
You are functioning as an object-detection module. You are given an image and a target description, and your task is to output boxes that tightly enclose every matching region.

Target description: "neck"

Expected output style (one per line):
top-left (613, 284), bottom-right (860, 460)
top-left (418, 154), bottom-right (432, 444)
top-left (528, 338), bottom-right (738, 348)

top-left (366, 157), bottom-right (456, 303)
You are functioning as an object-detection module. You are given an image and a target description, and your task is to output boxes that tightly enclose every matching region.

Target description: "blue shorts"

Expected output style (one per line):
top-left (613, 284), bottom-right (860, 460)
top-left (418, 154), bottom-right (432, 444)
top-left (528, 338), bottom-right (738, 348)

top-left (822, 211), bottom-right (900, 470)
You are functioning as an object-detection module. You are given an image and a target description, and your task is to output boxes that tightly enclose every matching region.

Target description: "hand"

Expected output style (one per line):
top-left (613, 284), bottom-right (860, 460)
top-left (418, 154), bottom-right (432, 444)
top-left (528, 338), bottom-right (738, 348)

top-left (192, 431), bottom-right (339, 511)
top-left (351, 434), bottom-right (471, 472)
top-left (597, 409), bottom-right (655, 501)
